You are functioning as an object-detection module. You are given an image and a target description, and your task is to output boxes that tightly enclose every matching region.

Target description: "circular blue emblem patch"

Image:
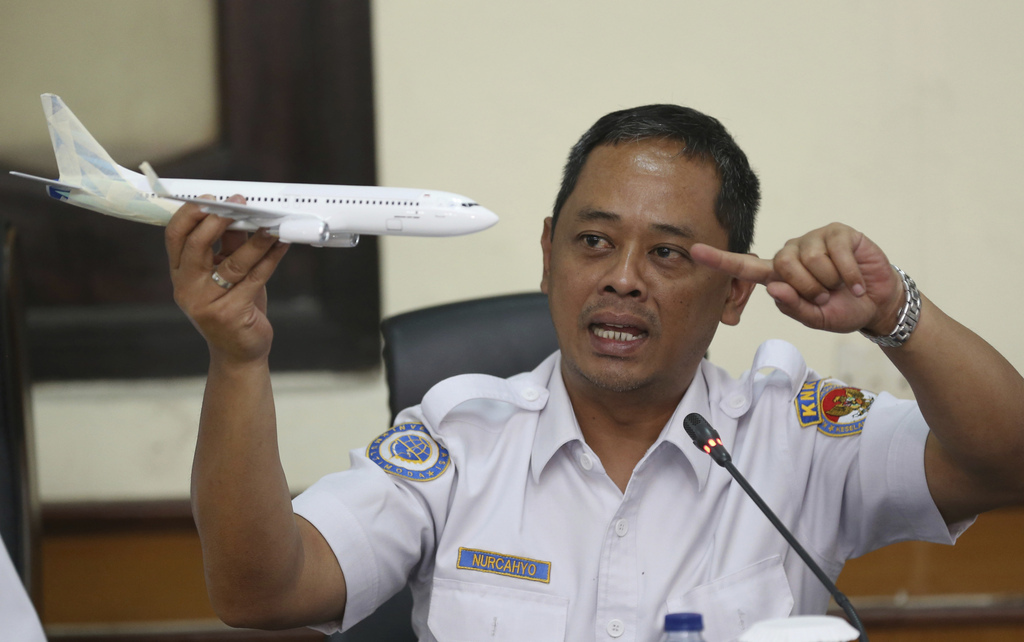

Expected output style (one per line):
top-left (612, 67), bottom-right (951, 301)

top-left (367, 423), bottom-right (450, 481)
top-left (390, 433), bottom-right (432, 463)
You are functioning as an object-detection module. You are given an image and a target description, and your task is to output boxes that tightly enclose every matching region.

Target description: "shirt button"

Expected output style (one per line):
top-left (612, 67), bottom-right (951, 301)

top-left (579, 453), bottom-right (594, 471)
top-left (729, 395), bottom-right (746, 409)
top-left (614, 518), bottom-right (629, 537)
top-left (521, 387), bottom-right (540, 401)
top-left (607, 619), bottom-right (625, 638)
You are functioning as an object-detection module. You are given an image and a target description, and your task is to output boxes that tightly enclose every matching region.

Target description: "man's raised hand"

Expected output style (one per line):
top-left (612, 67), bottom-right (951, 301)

top-left (692, 223), bottom-right (903, 336)
top-left (165, 195), bottom-right (289, 365)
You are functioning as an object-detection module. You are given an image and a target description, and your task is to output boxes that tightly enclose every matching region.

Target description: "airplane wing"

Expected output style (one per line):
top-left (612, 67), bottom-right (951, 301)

top-left (139, 161), bottom-right (304, 227)
top-left (162, 194), bottom-right (302, 226)
top-left (154, 193), bottom-right (335, 244)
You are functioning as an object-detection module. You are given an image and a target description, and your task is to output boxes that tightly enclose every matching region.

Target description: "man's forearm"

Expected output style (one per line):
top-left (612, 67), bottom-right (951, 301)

top-left (884, 294), bottom-right (1024, 520)
top-left (191, 355), bottom-right (305, 626)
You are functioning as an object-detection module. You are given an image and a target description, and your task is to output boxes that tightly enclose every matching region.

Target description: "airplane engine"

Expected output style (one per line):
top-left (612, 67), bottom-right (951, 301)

top-left (276, 219), bottom-right (330, 245)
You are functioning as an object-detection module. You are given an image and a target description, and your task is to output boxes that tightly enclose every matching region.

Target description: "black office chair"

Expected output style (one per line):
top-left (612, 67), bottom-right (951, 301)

top-left (328, 292), bottom-right (558, 641)
top-left (0, 222), bottom-right (40, 606)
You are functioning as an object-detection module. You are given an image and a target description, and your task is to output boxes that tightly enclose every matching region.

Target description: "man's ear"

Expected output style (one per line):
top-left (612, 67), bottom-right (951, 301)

top-left (720, 274), bottom-right (756, 326)
top-left (540, 217), bottom-right (554, 294)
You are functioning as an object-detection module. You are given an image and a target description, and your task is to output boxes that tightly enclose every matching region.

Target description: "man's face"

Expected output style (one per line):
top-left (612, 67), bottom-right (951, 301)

top-left (541, 139), bottom-right (752, 400)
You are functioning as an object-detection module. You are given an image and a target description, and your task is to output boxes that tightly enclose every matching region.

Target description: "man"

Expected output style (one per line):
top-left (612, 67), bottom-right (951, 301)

top-left (166, 105), bottom-right (1024, 641)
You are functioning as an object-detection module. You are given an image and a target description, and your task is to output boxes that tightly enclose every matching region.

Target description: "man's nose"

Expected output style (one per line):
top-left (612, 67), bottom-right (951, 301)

top-left (602, 248), bottom-right (646, 298)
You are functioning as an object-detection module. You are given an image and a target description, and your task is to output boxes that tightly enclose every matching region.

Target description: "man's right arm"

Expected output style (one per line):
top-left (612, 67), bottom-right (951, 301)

top-left (166, 200), bottom-right (347, 629)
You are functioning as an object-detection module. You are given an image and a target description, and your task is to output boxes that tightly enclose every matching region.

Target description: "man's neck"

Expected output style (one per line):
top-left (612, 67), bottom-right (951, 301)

top-left (562, 368), bottom-right (694, 493)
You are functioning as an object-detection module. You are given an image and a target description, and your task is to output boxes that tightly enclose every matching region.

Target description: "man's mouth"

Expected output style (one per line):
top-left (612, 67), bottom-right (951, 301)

top-left (590, 323), bottom-right (647, 342)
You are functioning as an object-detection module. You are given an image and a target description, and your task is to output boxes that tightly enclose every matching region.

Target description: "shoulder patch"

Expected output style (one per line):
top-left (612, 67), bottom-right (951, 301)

top-left (794, 379), bottom-right (875, 437)
top-left (367, 422), bottom-right (450, 481)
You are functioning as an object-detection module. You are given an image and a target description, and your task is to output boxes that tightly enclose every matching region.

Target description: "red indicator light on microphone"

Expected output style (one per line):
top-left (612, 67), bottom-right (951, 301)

top-left (703, 437), bottom-right (724, 456)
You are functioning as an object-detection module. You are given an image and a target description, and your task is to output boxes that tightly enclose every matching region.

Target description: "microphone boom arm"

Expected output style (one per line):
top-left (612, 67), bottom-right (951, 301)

top-left (682, 412), bottom-right (868, 642)
top-left (721, 459), bottom-right (867, 641)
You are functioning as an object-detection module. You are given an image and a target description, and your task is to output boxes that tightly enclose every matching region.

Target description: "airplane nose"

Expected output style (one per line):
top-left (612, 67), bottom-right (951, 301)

top-left (469, 206), bottom-right (499, 231)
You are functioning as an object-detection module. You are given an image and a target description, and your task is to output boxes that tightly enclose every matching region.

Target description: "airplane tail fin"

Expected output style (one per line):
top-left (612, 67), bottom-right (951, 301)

top-left (41, 93), bottom-right (137, 192)
top-left (29, 94), bottom-right (180, 225)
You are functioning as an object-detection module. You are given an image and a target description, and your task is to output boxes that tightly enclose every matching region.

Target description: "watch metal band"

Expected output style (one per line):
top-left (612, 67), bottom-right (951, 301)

top-left (859, 265), bottom-right (920, 348)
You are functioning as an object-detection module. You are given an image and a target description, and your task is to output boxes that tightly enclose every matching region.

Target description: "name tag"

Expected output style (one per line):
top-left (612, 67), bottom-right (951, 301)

top-left (456, 547), bottom-right (551, 584)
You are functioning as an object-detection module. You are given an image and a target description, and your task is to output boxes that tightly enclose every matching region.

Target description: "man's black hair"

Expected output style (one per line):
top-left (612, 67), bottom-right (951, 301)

top-left (551, 104), bottom-right (759, 254)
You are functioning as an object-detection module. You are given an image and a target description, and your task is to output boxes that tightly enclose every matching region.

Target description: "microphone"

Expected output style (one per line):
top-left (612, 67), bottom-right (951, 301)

top-left (682, 411), bottom-right (731, 465)
top-left (682, 413), bottom-right (869, 642)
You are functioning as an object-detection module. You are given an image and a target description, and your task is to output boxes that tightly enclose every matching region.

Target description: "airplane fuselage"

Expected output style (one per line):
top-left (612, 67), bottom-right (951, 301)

top-left (11, 94), bottom-right (499, 248)
top-left (140, 177), bottom-right (492, 238)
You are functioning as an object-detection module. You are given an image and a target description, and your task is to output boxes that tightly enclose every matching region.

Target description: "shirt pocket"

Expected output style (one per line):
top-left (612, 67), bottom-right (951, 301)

top-left (666, 555), bottom-right (794, 642)
top-left (427, 577), bottom-right (569, 642)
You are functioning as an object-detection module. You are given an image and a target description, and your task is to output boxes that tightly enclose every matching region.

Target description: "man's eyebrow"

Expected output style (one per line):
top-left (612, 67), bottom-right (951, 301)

top-left (651, 222), bottom-right (697, 240)
top-left (575, 209), bottom-right (620, 223)
top-left (574, 209), bottom-right (698, 240)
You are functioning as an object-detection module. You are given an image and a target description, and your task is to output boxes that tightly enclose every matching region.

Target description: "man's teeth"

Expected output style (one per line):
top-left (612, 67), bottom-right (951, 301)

top-left (593, 324), bottom-right (643, 341)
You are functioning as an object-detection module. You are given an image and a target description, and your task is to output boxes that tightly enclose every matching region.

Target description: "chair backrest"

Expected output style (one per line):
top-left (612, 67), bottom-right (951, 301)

top-left (381, 291), bottom-right (558, 420)
top-left (0, 222), bottom-right (39, 603)
top-left (329, 292), bottom-right (558, 641)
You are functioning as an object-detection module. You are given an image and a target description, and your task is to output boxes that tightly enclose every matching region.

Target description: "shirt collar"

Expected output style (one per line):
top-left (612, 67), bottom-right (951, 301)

top-left (530, 355), bottom-right (715, 489)
top-left (653, 366), bottom-right (715, 491)
top-left (531, 354), bottom-right (583, 483)
top-left (527, 340), bottom-right (811, 489)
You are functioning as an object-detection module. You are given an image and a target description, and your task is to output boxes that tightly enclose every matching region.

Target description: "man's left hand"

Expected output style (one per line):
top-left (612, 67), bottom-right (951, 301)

top-left (692, 223), bottom-right (903, 335)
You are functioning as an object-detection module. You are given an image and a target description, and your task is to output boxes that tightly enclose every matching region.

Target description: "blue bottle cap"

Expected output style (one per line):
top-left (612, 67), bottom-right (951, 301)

top-left (665, 612), bottom-right (703, 631)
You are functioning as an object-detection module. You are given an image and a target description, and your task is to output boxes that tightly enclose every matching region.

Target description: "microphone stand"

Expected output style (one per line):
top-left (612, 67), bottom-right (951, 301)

top-left (720, 460), bottom-right (867, 642)
top-left (683, 413), bottom-right (868, 642)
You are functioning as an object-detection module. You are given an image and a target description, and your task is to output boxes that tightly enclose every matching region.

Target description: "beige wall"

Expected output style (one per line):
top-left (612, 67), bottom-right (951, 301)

top-left (374, 0), bottom-right (1024, 386)
top-left (0, 0), bottom-right (219, 171)
top-left (5, 1), bottom-right (1024, 501)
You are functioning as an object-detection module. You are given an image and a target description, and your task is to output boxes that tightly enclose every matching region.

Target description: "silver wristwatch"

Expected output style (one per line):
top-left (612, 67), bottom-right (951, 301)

top-left (859, 265), bottom-right (920, 348)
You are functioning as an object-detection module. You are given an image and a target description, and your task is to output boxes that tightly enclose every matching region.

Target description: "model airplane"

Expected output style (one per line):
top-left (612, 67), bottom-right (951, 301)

top-left (9, 94), bottom-right (498, 247)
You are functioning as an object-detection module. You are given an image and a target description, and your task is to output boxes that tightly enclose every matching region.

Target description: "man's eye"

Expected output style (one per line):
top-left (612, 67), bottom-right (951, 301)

top-left (582, 235), bottom-right (607, 248)
top-left (653, 247), bottom-right (679, 259)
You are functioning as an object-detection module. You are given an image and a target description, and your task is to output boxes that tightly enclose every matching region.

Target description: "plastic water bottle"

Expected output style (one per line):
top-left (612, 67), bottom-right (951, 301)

top-left (660, 612), bottom-right (706, 642)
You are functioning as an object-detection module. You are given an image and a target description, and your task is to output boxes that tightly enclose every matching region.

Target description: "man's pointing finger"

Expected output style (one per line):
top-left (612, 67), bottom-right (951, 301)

top-left (691, 243), bottom-right (775, 284)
